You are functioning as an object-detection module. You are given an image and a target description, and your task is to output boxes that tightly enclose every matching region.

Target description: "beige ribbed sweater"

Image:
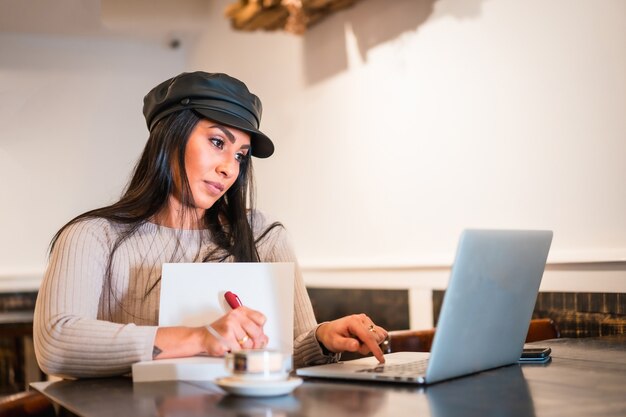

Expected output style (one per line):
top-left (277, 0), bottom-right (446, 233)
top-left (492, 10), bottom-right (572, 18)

top-left (34, 215), bottom-right (335, 378)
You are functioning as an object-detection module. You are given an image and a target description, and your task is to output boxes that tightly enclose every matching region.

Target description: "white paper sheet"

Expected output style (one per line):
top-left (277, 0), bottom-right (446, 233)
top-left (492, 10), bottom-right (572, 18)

top-left (159, 262), bottom-right (295, 353)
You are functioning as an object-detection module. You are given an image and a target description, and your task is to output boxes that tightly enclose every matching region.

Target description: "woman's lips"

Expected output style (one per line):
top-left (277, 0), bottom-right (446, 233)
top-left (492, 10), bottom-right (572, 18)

top-left (204, 181), bottom-right (225, 195)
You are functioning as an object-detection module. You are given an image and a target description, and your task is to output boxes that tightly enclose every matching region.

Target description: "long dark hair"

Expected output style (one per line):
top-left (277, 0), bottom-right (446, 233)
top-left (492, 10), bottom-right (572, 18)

top-left (50, 110), bottom-right (280, 299)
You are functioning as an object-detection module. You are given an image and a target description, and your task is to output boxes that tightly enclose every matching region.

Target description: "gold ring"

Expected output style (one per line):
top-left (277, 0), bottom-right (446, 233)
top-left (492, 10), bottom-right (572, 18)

top-left (368, 324), bottom-right (376, 332)
top-left (238, 335), bottom-right (249, 345)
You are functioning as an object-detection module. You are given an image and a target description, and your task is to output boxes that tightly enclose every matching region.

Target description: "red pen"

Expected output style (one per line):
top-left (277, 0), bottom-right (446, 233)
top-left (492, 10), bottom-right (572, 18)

top-left (224, 291), bottom-right (243, 309)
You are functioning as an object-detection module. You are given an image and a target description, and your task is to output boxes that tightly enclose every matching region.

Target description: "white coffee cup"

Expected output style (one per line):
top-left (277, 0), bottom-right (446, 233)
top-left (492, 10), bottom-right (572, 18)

top-left (225, 350), bottom-right (290, 381)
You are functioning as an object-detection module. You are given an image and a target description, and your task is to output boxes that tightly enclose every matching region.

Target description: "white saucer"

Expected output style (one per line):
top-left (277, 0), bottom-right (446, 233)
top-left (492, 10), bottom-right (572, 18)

top-left (215, 376), bottom-right (303, 397)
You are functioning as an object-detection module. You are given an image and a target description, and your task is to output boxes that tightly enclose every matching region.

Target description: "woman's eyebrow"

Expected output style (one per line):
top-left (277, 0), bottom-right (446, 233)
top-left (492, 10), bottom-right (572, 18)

top-left (210, 125), bottom-right (235, 143)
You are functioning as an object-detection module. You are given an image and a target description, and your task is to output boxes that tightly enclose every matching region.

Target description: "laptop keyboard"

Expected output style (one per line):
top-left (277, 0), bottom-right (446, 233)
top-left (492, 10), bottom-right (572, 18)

top-left (356, 358), bottom-right (429, 381)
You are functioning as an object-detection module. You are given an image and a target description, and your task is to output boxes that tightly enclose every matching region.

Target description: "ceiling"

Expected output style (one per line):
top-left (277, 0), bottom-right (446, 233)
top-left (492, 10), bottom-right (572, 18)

top-left (0, 0), bottom-right (211, 40)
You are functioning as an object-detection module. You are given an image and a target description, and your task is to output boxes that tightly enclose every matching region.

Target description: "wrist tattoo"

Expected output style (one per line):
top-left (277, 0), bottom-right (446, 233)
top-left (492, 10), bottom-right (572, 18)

top-left (152, 345), bottom-right (163, 359)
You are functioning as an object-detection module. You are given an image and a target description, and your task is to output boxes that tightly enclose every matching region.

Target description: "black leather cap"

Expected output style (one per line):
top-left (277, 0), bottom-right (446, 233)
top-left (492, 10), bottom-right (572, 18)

top-left (143, 71), bottom-right (274, 158)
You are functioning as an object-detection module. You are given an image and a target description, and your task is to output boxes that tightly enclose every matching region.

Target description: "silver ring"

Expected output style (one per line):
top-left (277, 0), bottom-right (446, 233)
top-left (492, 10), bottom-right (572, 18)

top-left (238, 335), bottom-right (250, 345)
top-left (368, 324), bottom-right (376, 332)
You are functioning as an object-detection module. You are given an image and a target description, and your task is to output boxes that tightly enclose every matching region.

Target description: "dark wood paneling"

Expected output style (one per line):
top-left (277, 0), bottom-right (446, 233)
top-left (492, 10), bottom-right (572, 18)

top-left (0, 291), bottom-right (39, 395)
top-left (306, 288), bottom-right (410, 331)
top-left (433, 290), bottom-right (626, 338)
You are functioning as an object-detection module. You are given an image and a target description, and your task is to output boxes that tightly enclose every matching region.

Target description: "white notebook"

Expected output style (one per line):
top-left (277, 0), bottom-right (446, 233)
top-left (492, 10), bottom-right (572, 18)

top-left (132, 262), bottom-right (295, 383)
top-left (132, 357), bottom-right (228, 383)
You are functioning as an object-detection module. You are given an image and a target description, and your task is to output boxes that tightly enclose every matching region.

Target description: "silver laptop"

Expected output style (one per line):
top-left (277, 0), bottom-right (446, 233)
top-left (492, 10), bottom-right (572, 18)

top-left (297, 229), bottom-right (553, 385)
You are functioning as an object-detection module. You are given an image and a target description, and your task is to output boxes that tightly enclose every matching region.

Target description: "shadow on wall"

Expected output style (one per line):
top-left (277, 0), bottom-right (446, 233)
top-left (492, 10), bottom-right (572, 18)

top-left (302, 0), bottom-right (487, 85)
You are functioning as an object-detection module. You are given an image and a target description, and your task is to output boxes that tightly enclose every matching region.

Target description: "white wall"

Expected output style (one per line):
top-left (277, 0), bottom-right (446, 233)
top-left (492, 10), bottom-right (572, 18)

top-left (191, 0), bottom-right (626, 267)
top-left (1, 0), bottom-right (625, 326)
top-left (0, 32), bottom-right (185, 287)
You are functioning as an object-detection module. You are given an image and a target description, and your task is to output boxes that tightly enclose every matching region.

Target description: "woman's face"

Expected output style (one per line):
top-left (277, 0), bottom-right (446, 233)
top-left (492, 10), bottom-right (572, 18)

top-left (182, 119), bottom-right (251, 211)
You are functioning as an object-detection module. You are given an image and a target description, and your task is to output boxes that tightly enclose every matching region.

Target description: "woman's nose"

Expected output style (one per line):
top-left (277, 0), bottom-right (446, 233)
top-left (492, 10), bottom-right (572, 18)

top-left (217, 156), bottom-right (237, 178)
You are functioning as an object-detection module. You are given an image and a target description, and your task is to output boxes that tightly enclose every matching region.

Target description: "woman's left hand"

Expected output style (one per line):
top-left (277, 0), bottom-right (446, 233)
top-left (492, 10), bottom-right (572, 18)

top-left (315, 314), bottom-right (388, 363)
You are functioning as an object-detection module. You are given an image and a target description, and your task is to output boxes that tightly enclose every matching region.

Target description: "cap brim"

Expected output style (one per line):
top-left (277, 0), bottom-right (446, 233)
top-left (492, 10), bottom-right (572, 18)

top-left (194, 108), bottom-right (274, 158)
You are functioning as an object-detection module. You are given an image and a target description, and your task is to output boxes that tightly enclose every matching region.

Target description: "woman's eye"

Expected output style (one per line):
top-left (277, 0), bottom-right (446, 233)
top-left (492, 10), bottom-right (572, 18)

top-left (210, 137), bottom-right (224, 149)
top-left (235, 152), bottom-right (249, 163)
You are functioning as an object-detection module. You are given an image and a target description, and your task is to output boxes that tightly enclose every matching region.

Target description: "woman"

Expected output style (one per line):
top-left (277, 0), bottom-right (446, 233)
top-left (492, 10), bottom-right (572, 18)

top-left (34, 71), bottom-right (387, 378)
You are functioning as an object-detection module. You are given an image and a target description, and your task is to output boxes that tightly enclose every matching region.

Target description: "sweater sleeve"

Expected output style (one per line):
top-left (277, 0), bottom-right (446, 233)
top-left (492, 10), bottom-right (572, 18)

top-left (260, 221), bottom-right (340, 368)
top-left (33, 219), bottom-right (157, 378)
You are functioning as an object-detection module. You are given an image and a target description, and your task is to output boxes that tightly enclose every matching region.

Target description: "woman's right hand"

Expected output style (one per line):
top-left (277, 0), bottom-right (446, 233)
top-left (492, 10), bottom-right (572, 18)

top-left (203, 306), bottom-right (268, 356)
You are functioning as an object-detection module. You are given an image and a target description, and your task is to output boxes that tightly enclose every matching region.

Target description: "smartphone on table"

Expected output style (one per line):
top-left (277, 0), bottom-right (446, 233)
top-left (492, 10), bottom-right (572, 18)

top-left (519, 347), bottom-right (551, 363)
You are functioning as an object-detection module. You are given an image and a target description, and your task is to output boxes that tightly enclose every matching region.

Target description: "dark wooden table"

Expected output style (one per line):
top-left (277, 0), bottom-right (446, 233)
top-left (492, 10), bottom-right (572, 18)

top-left (31, 335), bottom-right (626, 417)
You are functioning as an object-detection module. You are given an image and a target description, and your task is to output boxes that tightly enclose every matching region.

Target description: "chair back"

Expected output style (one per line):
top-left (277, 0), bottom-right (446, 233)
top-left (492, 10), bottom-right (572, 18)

top-left (388, 318), bottom-right (560, 353)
